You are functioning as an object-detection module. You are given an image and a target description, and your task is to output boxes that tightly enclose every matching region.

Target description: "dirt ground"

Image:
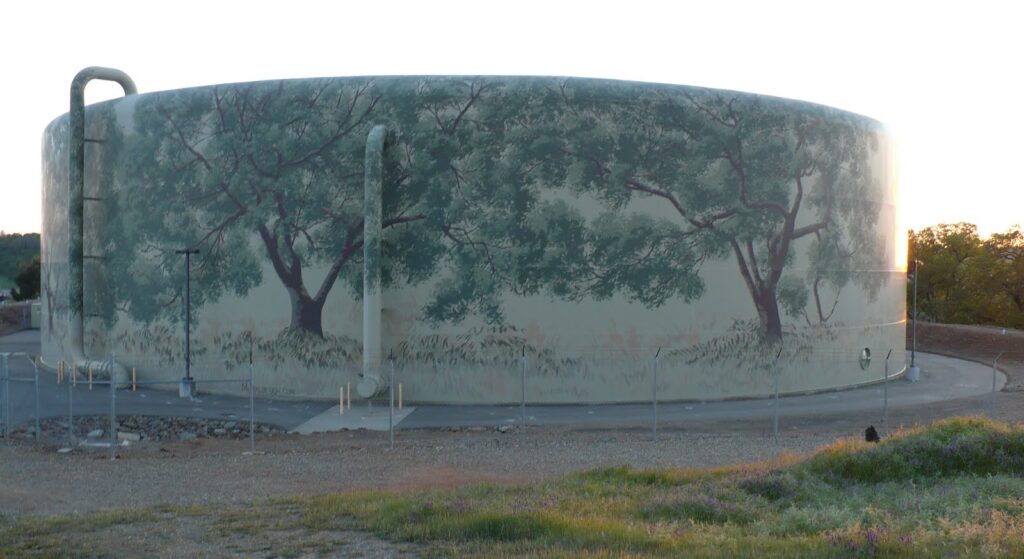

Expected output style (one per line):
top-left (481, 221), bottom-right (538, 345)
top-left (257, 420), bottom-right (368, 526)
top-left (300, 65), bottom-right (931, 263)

top-left (908, 322), bottom-right (1024, 390)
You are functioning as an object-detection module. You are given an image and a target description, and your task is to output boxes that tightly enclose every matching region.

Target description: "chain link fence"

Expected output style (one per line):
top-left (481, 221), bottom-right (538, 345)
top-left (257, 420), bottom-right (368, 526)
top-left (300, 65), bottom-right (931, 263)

top-left (2, 340), bottom-right (1018, 455)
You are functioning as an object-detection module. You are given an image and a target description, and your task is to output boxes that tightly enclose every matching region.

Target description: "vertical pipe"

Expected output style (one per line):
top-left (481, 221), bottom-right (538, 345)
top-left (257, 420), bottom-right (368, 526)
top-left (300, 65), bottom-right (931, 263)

top-left (69, 68), bottom-right (137, 363)
top-left (363, 125), bottom-right (387, 388)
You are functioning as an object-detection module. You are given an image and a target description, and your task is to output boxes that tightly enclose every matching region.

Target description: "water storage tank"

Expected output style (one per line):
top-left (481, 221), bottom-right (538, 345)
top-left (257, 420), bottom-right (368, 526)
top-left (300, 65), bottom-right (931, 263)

top-left (41, 75), bottom-right (905, 403)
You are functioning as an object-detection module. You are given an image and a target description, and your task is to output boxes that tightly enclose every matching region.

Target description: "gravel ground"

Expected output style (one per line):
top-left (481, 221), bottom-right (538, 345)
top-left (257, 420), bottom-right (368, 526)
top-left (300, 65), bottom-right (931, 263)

top-left (4, 415), bottom-right (287, 443)
top-left (0, 424), bottom-right (838, 518)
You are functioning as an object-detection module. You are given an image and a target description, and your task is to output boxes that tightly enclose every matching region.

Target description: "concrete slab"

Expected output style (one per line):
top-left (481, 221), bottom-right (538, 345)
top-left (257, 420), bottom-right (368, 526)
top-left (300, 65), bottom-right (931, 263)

top-left (291, 404), bottom-right (416, 434)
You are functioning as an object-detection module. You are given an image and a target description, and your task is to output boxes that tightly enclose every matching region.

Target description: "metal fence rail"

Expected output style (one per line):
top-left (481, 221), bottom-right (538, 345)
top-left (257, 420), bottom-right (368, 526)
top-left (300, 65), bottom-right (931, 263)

top-left (2, 341), bottom-right (1014, 456)
top-left (56, 353), bottom-right (256, 459)
top-left (0, 352), bottom-right (40, 441)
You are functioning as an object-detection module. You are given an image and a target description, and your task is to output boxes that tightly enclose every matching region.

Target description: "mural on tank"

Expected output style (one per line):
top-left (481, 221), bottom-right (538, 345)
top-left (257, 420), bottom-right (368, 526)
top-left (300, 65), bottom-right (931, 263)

top-left (41, 76), bottom-right (902, 402)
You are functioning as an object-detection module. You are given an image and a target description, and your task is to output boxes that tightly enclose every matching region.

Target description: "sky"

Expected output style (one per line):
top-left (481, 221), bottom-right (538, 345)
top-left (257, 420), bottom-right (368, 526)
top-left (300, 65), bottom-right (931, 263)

top-left (0, 0), bottom-right (1020, 237)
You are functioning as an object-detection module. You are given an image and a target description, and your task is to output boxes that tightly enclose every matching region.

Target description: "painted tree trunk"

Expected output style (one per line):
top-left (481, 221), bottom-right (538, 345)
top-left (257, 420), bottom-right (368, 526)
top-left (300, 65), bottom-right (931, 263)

top-left (287, 288), bottom-right (325, 337)
top-left (753, 288), bottom-right (784, 345)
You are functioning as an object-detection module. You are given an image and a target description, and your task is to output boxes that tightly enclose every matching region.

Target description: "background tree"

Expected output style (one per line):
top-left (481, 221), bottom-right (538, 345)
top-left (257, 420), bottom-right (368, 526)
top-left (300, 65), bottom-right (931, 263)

top-left (12, 256), bottom-right (40, 301)
top-left (908, 223), bottom-right (1024, 328)
top-left (908, 223), bottom-right (982, 323)
top-left (0, 233), bottom-right (40, 290)
top-left (985, 227), bottom-right (1024, 324)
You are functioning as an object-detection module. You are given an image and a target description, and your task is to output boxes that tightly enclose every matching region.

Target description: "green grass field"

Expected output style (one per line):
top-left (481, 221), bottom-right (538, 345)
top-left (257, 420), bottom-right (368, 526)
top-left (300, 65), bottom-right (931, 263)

top-left (4, 417), bottom-right (1024, 557)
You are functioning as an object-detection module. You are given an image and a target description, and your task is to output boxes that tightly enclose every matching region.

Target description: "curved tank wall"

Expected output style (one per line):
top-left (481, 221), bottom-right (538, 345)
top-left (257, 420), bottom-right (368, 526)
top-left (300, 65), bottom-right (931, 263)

top-left (41, 76), bottom-right (906, 403)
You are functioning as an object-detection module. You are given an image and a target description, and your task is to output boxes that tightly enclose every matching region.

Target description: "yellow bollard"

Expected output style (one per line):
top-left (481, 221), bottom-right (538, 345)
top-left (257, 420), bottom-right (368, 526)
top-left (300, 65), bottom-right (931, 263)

top-left (57, 361), bottom-right (63, 384)
top-left (132, 368), bottom-right (137, 392)
top-left (88, 365), bottom-right (93, 390)
top-left (347, 382), bottom-right (351, 409)
top-left (399, 383), bottom-right (403, 410)
top-left (339, 386), bottom-right (345, 415)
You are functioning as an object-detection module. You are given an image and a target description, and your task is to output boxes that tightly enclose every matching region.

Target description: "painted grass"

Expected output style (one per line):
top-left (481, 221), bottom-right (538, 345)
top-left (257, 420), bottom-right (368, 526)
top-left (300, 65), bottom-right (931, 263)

top-left (4, 417), bottom-right (1024, 557)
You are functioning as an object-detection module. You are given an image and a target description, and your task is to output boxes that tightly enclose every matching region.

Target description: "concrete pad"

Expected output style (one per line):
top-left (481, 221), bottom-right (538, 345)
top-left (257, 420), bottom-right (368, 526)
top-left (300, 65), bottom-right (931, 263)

top-left (290, 405), bottom-right (416, 434)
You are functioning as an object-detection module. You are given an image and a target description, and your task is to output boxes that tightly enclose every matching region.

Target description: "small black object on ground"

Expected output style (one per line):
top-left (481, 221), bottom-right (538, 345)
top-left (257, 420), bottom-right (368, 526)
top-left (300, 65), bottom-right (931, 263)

top-left (865, 425), bottom-right (880, 443)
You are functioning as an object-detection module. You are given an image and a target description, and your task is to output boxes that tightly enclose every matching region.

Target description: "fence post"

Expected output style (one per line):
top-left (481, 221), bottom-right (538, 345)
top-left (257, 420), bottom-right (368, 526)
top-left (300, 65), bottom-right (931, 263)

top-left (389, 360), bottom-right (395, 450)
top-left (772, 347), bottom-right (782, 442)
top-left (109, 353), bottom-right (117, 460)
top-left (652, 347), bottom-right (661, 440)
top-left (249, 339), bottom-right (255, 453)
top-left (1, 353), bottom-right (8, 440)
top-left (33, 356), bottom-right (40, 441)
top-left (68, 360), bottom-right (74, 445)
top-left (992, 351), bottom-right (1004, 419)
top-left (883, 349), bottom-right (891, 436)
top-left (520, 348), bottom-right (527, 430)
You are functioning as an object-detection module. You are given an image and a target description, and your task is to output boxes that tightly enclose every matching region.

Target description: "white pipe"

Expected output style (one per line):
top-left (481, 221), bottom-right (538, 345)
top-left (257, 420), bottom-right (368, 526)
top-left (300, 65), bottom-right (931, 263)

top-left (358, 125), bottom-right (387, 399)
top-left (68, 67), bottom-right (137, 386)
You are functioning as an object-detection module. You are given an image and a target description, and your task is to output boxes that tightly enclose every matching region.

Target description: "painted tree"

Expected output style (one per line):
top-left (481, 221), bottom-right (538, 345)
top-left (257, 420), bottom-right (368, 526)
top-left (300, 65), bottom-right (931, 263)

top-left (405, 79), bottom-right (706, 324)
top-left (118, 78), bottom-right (592, 336)
top-left (548, 82), bottom-right (885, 343)
top-left (111, 77), bottom-right (883, 346)
top-left (121, 79), bottom-right (426, 336)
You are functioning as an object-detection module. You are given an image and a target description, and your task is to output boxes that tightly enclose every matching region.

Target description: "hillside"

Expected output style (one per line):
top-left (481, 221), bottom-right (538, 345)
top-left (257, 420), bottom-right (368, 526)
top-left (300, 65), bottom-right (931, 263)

top-left (0, 232), bottom-right (40, 283)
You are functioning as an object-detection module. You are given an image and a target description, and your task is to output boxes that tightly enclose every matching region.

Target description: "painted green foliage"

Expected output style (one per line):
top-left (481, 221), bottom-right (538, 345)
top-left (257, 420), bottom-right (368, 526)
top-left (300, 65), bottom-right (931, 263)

top-left (104, 77), bottom-right (884, 346)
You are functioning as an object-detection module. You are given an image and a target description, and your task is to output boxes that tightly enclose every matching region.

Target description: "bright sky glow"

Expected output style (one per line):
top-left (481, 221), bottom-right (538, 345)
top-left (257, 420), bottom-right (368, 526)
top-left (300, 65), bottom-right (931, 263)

top-left (0, 0), bottom-right (1020, 237)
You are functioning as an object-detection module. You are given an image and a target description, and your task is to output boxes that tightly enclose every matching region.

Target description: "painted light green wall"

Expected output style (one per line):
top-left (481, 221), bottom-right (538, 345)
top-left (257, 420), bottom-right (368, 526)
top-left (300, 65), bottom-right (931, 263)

top-left (41, 76), bottom-right (905, 403)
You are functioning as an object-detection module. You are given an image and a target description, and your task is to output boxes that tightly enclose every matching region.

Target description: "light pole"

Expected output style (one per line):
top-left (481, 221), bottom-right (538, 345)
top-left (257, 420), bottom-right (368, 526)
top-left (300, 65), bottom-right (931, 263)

top-left (176, 248), bottom-right (200, 398)
top-left (909, 259), bottom-right (923, 381)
